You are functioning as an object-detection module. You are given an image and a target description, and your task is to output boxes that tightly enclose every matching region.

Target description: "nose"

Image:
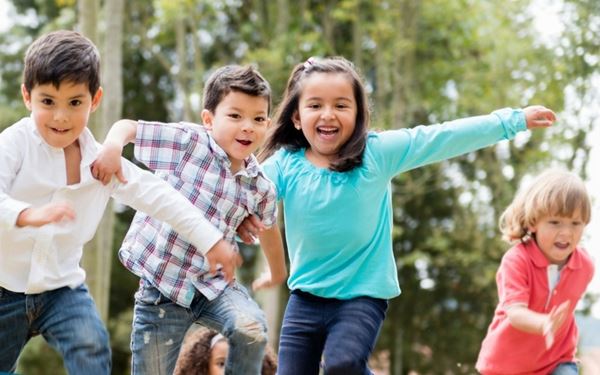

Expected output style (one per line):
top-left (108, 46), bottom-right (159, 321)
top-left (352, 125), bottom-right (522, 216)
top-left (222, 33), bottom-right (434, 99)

top-left (320, 106), bottom-right (334, 120)
top-left (241, 119), bottom-right (254, 132)
top-left (53, 108), bottom-right (68, 123)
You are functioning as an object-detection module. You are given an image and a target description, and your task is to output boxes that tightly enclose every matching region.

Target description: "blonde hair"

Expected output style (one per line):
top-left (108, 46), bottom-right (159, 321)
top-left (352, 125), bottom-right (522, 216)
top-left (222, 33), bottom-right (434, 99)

top-left (499, 169), bottom-right (591, 243)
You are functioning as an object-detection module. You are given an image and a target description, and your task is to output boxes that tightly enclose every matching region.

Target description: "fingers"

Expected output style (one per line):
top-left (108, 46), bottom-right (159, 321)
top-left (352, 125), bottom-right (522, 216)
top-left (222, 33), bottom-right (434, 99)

top-left (116, 170), bottom-right (128, 184)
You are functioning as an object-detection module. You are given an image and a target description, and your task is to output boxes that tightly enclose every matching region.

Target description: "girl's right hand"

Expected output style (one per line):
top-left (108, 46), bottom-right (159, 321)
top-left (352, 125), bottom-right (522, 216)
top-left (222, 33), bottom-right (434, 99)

top-left (542, 300), bottom-right (570, 349)
top-left (90, 140), bottom-right (128, 185)
top-left (523, 105), bottom-right (557, 129)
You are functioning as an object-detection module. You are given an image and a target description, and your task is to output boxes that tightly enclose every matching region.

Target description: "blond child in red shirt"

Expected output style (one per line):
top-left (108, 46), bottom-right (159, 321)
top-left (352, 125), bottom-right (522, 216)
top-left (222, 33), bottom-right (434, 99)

top-left (476, 169), bottom-right (595, 375)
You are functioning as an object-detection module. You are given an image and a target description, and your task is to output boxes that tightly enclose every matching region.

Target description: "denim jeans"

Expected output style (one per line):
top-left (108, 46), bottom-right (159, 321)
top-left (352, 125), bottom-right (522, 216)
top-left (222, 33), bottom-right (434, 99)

top-left (131, 279), bottom-right (267, 375)
top-left (553, 362), bottom-right (578, 375)
top-left (0, 284), bottom-right (110, 374)
top-left (277, 290), bottom-right (388, 375)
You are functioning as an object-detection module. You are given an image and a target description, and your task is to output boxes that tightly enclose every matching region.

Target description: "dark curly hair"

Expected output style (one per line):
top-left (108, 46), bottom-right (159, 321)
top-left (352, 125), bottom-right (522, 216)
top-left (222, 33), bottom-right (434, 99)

top-left (174, 327), bottom-right (277, 375)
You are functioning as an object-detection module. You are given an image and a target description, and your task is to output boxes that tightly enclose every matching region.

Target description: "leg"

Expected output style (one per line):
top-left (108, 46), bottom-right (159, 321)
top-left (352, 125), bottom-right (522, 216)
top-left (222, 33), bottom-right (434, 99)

top-left (0, 288), bottom-right (30, 372)
top-left (34, 285), bottom-right (111, 375)
top-left (277, 291), bottom-right (327, 375)
top-left (552, 362), bottom-right (579, 375)
top-left (322, 296), bottom-right (387, 375)
top-left (195, 282), bottom-right (268, 375)
top-left (130, 280), bottom-right (193, 375)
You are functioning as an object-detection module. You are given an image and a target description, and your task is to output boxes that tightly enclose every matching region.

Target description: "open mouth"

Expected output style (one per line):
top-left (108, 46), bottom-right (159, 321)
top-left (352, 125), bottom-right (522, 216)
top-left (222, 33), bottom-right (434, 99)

top-left (50, 127), bottom-right (70, 133)
top-left (237, 139), bottom-right (252, 146)
top-left (554, 242), bottom-right (570, 250)
top-left (317, 126), bottom-right (339, 136)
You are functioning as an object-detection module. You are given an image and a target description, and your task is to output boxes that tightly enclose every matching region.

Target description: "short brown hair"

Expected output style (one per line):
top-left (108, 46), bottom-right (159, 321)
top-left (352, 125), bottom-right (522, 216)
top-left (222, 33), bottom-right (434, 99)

top-left (202, 65), bottom-right (271, 114)
top-left (23, 30), bottom-right (101, 96)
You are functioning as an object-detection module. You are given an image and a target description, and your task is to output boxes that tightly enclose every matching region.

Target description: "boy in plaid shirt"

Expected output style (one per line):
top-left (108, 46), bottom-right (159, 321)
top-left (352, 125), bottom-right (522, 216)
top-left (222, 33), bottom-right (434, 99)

top-left (92, 65), bottom-right (286, 375)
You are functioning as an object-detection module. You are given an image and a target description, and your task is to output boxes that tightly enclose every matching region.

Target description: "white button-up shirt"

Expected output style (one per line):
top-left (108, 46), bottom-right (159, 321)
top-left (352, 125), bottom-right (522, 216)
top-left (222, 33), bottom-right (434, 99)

top-left (0, 117), bottom-right (222, 294)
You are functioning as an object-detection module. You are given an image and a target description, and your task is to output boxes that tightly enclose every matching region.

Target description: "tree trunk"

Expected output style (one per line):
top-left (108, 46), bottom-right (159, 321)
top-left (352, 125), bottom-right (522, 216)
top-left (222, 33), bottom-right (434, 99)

top-left (78, 0), bottom-right (124, 323)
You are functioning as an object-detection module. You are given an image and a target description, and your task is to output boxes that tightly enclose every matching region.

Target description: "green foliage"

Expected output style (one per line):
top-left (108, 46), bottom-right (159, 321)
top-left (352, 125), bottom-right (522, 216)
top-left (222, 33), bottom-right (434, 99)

top-left (1, 0), bottom-right (597, 373)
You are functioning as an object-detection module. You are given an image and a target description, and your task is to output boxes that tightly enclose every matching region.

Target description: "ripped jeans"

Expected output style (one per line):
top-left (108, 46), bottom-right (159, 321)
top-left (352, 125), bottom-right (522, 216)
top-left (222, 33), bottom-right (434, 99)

top-left (130, 279), bottom-right (267, 375)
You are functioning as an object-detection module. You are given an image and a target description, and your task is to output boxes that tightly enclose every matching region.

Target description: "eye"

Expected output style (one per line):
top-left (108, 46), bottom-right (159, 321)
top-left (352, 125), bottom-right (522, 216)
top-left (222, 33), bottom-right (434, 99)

top-left (308, 103), bottom-right (320, 109)
top-left (41, 98), bottom-right (54, 106)
top-left (336, 103), bottom-right (348, 109)
top-left (254, 116), bottom-right (267, 123)
top-left (228, 113), bottom-right (241, 119)
top-left (70, 99), bottom-right (82, 106)
top-left (217, 359), bottom-right (225, 368)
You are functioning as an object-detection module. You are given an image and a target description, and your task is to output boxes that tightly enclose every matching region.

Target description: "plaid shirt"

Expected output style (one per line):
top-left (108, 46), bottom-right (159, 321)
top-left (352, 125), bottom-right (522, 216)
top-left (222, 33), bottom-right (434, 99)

top-left (119, 121), bottom-right (277, 307)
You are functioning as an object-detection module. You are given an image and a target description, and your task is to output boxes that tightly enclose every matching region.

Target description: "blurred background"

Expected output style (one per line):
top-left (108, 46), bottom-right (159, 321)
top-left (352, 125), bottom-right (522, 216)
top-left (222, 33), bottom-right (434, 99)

top-left (0, 0), bottom-right (598, 374)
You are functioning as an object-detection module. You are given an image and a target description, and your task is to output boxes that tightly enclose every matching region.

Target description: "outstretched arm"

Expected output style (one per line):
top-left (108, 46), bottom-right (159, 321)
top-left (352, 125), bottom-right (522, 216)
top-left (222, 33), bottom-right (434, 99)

top-left (506, 300), bottom-right (570, 349)
top-left (91, 119), bottom-right (138, 185)
top-left (252, 225), bottom-right (287, 291)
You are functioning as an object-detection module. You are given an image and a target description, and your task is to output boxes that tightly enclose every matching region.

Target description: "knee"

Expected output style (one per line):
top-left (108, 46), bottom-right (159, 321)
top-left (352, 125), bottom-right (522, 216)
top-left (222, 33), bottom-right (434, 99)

top-left (227, 315), bottom-right (268, 348)
top-left (323, 357), bottom-right (365, 375)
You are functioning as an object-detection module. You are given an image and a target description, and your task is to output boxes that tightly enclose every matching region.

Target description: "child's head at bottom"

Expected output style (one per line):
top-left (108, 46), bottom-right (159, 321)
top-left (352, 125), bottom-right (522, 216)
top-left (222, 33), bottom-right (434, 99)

top-left (500, 168), bottom-right (591, 265)
top-left (174, 327), bottom-right (277, 375)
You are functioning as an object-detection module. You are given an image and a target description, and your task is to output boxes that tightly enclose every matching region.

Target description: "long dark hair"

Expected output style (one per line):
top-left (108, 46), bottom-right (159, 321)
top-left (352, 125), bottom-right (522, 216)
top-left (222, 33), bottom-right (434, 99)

top-left (259, 57), bottom-right (370, 172)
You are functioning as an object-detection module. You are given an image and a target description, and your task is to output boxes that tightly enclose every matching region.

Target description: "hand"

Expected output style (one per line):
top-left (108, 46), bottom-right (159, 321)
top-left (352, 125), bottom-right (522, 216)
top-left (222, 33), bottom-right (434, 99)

top-left (252, 270), bottom-right (282, 291)
top-left (16, 202), bottom-right (76, 227)
top-left (205, 239), bottom-right (243, 284)
top-left (90, 141), bottom-right (128, 185)
top-left (523, 105), bottom-right (556, 129)
top-left (542, 300), bottom-right (570, 349)
top-left (236, 214), bottom-right (267, 245)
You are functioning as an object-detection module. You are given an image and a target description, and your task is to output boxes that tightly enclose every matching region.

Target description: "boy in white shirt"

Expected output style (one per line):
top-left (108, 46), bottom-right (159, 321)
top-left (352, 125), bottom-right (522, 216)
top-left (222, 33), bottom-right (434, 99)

top-left (0, 30), bottom-right (238, 375)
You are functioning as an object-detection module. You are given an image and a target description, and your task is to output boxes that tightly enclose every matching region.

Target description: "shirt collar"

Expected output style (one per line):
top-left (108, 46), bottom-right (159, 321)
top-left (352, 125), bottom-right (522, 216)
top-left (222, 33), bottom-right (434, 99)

top-left (202, 126), bottom-right (261, 178)
top-left (524, 239), bottom-right (583, 270)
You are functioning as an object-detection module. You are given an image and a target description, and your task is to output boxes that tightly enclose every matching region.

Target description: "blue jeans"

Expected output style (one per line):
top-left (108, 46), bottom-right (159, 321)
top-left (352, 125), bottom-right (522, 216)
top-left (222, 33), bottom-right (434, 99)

top-left (553, 362), bottom-right (578, 375)
top-left (277, 290), bottom-right (388, 375)
top-left (0, 284), bottom-right (111, 374)
top-left (131, 279), bottom-right (267, 375)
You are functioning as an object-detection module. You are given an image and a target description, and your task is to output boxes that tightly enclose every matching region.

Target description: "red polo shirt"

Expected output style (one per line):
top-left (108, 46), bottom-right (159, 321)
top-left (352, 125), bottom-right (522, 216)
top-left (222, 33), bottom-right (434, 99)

top-left (476, 239), bottom-right (594, 374)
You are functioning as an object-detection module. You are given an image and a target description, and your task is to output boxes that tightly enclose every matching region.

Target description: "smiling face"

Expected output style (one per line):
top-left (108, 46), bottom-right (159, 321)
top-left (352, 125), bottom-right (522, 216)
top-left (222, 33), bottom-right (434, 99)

top-left (21, 81), bottom-right (102, 150)
top-left (202, 90), bottom-right (270, 173)
top-left (530, 211), bottom-right (586, 266)
top-left (293, 72), bottom-right (357, 168)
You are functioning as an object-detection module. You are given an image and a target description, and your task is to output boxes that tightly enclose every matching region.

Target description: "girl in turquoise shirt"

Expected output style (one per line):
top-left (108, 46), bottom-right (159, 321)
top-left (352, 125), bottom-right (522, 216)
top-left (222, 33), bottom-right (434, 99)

top-left (241, 56), bottom-right (556, 375)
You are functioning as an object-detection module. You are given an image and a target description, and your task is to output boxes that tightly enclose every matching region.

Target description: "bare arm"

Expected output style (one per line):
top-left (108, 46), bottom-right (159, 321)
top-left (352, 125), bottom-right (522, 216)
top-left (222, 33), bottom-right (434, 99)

top-left (91, 119), bottom-right (138, 185)
top-left (506, 300), bottom-right (570, 348)
top-left (252, 225), bottom-right (287, 291)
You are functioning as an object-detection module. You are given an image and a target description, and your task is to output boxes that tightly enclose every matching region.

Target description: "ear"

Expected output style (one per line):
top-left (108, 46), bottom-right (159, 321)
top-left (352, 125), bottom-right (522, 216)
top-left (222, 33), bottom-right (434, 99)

top-left (90, 87), bottom-right (103, 113)
top-left (21, 84), bottom-right (32, 111)
top-left (201, 109), bottom-right (214, 130)
top-left (292, 110), bottom-right (301, 130)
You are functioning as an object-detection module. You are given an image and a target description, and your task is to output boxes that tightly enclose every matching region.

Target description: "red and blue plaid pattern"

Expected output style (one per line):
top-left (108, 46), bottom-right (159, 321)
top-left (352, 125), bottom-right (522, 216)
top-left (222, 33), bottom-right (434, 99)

top-left (118, 121), bottom-right (277, 307)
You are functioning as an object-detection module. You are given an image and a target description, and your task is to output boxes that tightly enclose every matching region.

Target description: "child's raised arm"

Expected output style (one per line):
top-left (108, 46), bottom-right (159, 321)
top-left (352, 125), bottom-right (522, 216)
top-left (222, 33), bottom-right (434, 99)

top-left (91, 119), bottom-right (138, 185)
top-left (252, 225), bottom-right (287, 291)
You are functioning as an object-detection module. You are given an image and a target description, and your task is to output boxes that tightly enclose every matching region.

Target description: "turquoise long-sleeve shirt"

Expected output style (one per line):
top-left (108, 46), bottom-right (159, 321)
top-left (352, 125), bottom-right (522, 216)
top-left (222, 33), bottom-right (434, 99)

top-left (262, 108), bottom-right (526, 300)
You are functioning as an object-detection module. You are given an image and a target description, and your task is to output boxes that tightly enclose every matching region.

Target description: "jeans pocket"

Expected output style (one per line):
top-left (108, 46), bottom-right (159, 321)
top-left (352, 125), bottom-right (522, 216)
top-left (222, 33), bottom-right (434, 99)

top-left (135, 281), bottom-right (167, 306)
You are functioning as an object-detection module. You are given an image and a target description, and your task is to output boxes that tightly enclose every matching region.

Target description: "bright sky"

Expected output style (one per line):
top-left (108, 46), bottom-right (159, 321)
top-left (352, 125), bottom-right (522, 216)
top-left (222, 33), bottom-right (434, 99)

top-left (0, 0), bottom-right (599, 313)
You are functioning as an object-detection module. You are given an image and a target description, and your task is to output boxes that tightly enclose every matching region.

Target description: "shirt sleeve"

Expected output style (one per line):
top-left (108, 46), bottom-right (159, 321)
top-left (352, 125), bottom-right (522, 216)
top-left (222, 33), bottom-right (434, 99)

top-left (261, 150), bottom-right (285, 200)
top-left (0, 124), bottom-right (31, 229)
top-left (252, 177), bottom-right (278, 228)
top-left (371, 108), bottom-right (527, 179)
top-left (111, 157), bottom-right (223, 254)
top-left (134, 120), bottom-right (196, 172)
top-left (497, 248), bottom-right (531, 308)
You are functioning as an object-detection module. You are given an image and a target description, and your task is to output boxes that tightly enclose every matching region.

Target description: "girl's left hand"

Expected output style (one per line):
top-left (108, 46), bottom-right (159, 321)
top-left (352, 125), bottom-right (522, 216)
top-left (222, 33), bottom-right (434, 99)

top-left (523, 105), bottom-right (557, 129)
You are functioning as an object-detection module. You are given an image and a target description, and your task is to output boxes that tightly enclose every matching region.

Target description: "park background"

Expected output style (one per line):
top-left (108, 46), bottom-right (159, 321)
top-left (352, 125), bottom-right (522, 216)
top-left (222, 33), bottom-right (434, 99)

top-left (0, 0), bottom-right (598, 374)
